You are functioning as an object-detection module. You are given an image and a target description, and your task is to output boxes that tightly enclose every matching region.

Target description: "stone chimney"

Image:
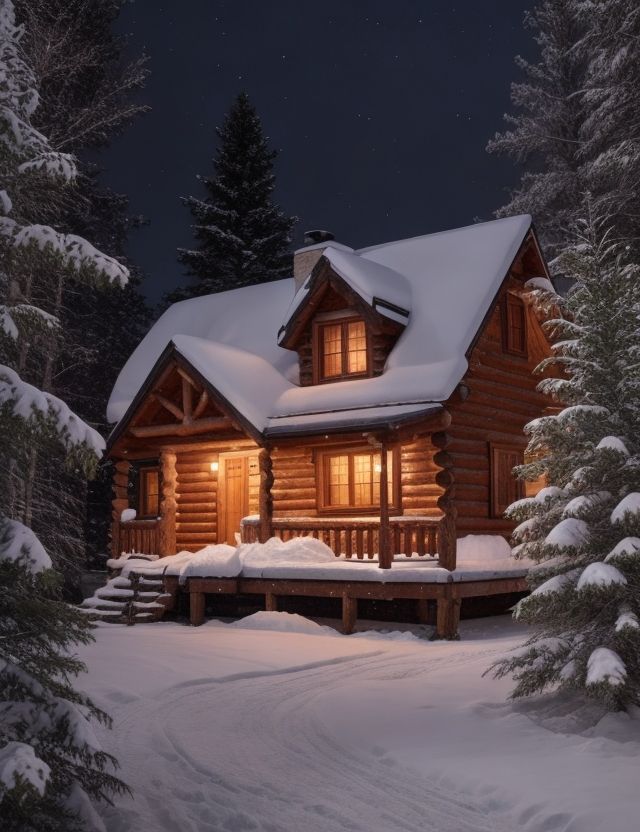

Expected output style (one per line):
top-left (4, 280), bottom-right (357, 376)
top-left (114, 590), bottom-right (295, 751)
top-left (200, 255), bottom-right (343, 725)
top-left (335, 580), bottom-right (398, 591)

top-left (293, 230), bottom-right (336, 291)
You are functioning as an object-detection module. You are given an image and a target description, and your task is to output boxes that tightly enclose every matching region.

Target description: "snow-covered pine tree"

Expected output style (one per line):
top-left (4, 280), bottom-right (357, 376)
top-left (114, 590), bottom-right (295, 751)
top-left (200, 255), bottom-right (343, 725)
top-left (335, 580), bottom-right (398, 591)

top-left (0, 1), bottom-right (128, 826)
top-left (487, 0), bottom-right (588, 260)
top-left (17, 0), bottom-right (152, 575)
top-left (579, 0), bottom-right (640, 254)
top-left (492, 208), bottom-right (640, 710)
top-left (174, 91), bottom-right (295, 299)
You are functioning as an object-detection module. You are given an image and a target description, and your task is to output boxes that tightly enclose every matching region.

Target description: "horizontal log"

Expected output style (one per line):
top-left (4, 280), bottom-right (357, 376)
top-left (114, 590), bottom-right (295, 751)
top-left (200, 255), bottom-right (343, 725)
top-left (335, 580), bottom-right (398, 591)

top-left (271, 488), bottom-right (317, 501)
top-left (176, 532), bottom-right (218, 542)
top-left (176, 481), bottom-right (217, 494)
top-left (176, 512), bottom-right (216, 522)
top-left (178, 472), bottom-right (216, 484)
top-left (467, 376), bottom-right (550, 408)
top-left (130, 416), bottom-right (232, 438)
top-left (177, 501), bottom-right (217, 512)
top-left (271, 477), bottom-right (317, 489)
top-left (272, 501), bottom-right (317, 511)
top-left (452, 468), bottom-right (489, 486)
top-left (176, 522), bottom-right (217, 532)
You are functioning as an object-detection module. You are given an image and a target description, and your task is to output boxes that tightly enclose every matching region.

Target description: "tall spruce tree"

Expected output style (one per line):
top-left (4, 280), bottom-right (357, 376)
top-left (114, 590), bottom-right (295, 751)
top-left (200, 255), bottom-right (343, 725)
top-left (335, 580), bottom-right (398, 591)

top-left (14, 0), bottom-right (151, 580)
top-left (174, 92), bottom-right (295, 299)
top-left (492, 208), bottom-right (640, 710)
top-left (489, 0), bottom-right (640, 260)
top-left (487, 0), bottom-right (587, 260)
top-left (0, 1), bottom-right (128, 826)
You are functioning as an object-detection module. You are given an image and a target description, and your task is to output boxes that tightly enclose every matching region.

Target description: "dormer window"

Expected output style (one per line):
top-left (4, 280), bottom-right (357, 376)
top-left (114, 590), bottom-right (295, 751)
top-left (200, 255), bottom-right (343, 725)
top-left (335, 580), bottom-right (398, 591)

top-left (313, 314), bottom-right (370, 383)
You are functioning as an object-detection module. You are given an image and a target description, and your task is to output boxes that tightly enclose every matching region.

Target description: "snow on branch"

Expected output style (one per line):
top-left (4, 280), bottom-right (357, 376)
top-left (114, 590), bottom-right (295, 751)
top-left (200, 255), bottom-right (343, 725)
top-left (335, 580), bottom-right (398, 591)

top-left (0, 518), bottom-right (50, 572)
top-left (0, 217), bottom-right (128, 286)
top-left (0, 364), bottom-right (105, 455)
top-left (586, 648), bottom-right (626, 687)
top-left (0, 741), bottom-right (50, 797)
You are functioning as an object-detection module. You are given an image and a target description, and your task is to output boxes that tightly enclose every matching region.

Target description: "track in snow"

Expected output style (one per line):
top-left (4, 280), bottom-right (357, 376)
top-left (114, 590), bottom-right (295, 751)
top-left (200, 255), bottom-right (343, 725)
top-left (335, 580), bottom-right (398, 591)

top-left (101, 646), bottom-right (517, 832)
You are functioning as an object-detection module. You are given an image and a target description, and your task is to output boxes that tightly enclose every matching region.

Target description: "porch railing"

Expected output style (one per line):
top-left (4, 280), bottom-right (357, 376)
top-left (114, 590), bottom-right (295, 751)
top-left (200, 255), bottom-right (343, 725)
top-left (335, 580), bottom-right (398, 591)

top-left (114, 519), bottom-right (160, 557)
top-left (240, 516), bottom-right (441, 560)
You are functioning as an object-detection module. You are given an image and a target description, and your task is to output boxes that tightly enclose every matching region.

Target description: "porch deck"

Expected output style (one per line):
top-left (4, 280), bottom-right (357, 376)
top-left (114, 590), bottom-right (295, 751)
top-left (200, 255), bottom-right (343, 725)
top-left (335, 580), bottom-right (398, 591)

top-left (109, 546), bottom-right (529, 639)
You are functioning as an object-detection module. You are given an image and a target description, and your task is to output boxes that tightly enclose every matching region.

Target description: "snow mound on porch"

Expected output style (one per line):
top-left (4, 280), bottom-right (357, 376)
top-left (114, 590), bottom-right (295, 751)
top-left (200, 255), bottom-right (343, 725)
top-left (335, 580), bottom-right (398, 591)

top-left (178, 544), bottom-right (240, 582)
top-left (230, 611), bottom-right (335, 636)
top-left (456, 535), bottom-right (512, 564)
top-left (238, 536), bottom-right (336, 567)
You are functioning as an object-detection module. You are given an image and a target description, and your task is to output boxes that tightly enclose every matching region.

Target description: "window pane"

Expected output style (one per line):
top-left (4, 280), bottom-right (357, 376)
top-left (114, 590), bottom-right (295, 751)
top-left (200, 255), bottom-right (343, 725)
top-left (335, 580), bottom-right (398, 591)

top-left (353, 454), bottom-right (373, 505)
top-left (322, 324), bottom-right (343, 377)
top-left (507, 299), bottom-right (526, 353)
top-left (327, 455), bottom-right (349, 505)
top-left (371, 451), bottom-right (393, 504)
top-left (141, 470), bottom-right (159, 516)
top-left (347, 320), bottom-right (367, 374)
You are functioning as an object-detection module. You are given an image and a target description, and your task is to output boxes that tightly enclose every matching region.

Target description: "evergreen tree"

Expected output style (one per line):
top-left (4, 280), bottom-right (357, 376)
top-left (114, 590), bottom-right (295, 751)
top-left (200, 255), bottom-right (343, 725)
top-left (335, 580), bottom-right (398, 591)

top-left (174, 92), bottom-right (295, 299)
top-left (487, 0), bottom-right (587, 259)
top-left (13, 0), bottom-right (151, 581)
top-left (0, 1), bottom-right (128, 825)
top-left (579, 0), bottom-right (640, 251)
top-left (489, 0), bottom-right (640, 260)
top-left (492, 208), bottom-right (640, 710)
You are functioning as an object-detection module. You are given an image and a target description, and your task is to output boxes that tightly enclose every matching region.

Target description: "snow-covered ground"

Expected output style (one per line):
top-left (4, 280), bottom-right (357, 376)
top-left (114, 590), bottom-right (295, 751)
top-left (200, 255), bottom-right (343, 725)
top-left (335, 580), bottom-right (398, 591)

top-left (78, 615), bottom-right (640, 832)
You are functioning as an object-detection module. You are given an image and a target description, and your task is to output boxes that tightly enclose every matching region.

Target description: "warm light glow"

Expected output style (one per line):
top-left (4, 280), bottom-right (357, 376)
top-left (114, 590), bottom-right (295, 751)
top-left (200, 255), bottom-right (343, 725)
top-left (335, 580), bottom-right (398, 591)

top-left (210, 461), bottom-right (219, 473)
top-left (373, 463), bottom-right (382, 473)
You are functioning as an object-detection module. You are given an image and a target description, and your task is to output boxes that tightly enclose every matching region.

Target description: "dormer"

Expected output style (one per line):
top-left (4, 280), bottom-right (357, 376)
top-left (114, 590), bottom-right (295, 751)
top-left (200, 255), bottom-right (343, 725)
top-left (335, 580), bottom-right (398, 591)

top-left (279, 240), bottom-right (411, 386)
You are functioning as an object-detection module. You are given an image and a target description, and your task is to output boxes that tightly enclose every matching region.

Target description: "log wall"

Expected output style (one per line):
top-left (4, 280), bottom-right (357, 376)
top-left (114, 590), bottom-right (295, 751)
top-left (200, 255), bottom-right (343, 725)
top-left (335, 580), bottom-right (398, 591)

top-left (400, 436), bottom-right (443, 517)
top-left (448, 279), bottom-right (552, 536)
top-left (175, 450), bottom-right (218, 551)
top-left (271, 446), bottom-right (317, 517)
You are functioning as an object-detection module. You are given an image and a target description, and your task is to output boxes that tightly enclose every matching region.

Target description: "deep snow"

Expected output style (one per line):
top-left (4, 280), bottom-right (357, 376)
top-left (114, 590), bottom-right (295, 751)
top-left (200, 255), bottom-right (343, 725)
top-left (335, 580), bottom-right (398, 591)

top-left (77, 615), bottom-right (640, 832)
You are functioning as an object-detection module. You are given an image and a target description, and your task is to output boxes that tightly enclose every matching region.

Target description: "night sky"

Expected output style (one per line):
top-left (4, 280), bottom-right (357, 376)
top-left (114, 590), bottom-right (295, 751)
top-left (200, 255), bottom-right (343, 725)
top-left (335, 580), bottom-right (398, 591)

top-left (100, 1), bottom-right (534, 302)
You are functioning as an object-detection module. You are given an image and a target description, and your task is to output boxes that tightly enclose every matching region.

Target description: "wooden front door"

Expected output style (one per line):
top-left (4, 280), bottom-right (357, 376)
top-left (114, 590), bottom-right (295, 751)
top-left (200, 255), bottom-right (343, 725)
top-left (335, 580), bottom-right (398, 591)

top-left (219, 453), bottom-right (249, 544)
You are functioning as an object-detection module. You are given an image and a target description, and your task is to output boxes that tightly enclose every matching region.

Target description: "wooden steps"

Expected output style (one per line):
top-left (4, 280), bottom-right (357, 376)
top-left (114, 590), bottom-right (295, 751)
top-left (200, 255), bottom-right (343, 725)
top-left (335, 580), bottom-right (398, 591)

top-left (80, 569), bottom-right (173, 625)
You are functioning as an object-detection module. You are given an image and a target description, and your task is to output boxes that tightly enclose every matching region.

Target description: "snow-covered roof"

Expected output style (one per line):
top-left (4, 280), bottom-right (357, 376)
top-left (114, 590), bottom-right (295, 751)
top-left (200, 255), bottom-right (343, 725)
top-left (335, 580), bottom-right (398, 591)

top-left (107, 215), bottom-right (533, 435)
top-left (281, 245), bottom-right (412, 331)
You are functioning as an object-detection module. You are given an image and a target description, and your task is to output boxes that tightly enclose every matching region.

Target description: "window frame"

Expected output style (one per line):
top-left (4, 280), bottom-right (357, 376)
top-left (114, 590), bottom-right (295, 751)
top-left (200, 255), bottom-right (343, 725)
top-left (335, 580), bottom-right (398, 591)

top-left (501, 292), bottom-right (528, 357)
top-left (137, 464), bottom-right (161, 519)
top-left (316, 446), bottom-right (401, 515)
top-left (312, 312), bottom-right (372, 384)
top-left (489, 443), bottom-right (524, 518)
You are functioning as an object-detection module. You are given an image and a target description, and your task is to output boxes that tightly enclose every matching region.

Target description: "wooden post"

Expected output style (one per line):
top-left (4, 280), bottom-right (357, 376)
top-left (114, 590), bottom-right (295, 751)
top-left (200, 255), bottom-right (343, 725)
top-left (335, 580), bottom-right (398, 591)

top-left (417, 599), bottom-right (430, 625)
top-left (436, 585), bottom-right (461, 640)
top-left (342, 594), bottom-right (357, 634)
top-left (265, 592), bottom-right (278, 612)
top-left (110, 459), bottom-right (130, 558)
top-left (258, 448), bottom-right (274, 543)
top-left (436, 503), bottom-right (457, 571)
top-left (378, 440), bottom-right (392, 569)
top-left (158, 450), bottom-right (177, 557)
top-left (433, 428), bottom-right (457, 572)
top-left (190, 591), bottom-right (205, 626)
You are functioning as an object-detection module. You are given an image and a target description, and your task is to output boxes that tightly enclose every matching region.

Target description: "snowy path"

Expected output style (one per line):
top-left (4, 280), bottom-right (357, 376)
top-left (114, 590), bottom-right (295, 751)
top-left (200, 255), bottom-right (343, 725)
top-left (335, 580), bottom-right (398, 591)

top-left (79, 618), bottom-right (640, 832)
top-left (96, 644), bottom-right (513, 832)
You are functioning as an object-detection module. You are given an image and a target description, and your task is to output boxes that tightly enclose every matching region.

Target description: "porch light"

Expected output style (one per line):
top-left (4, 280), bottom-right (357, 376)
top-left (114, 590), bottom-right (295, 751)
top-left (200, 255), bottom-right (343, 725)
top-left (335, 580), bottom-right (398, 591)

top-left (210, 461), bottom-right (219, 473)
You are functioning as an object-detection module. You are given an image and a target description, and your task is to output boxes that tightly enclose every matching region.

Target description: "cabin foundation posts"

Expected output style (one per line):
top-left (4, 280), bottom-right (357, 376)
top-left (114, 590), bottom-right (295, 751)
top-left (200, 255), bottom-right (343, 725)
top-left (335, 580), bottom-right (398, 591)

top-left (158, 450), bottom-right (177, 556)
top-left (190, 591), bottom-right (205, 626)
top-left (342, 594), bottom-right (357, 634)
top-left (436, 585), bottom-right (461, 640)
top-left (258, 448), bottom-right (274, 542)
top-left (110, 459), bottom-right (130, 558)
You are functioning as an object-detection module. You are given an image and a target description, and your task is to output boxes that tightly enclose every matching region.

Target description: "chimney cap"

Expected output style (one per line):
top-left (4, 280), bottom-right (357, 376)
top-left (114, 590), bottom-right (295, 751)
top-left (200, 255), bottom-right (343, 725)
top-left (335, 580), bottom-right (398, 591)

top-left (303, 229), bottom-right (335, 246)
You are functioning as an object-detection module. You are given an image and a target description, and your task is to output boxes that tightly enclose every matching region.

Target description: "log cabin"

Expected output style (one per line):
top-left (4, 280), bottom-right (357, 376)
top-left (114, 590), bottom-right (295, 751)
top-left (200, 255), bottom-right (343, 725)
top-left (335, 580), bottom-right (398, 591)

top-left (105, 215), bottom-right (555, 636)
